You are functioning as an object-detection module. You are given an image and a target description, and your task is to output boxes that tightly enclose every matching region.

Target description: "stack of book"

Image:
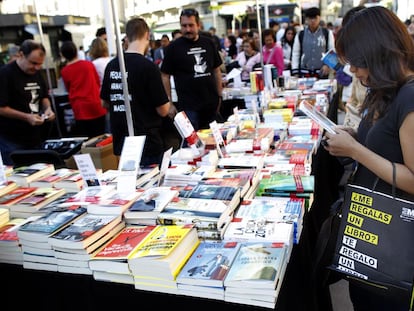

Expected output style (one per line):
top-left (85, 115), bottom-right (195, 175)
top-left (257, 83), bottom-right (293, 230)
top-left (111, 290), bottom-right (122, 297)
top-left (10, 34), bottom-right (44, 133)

top-left (8, 163), bottom-right (55, 187)
top-left (31, 168), bottom-right (81, 189)
top-left (123, 186), bottom-right (179, 226)
top-left (229, 197), bottom-right (305, 244)
top-left (85, 189), bottom-right (143, 216)
top-left (161, 164), bottom-right (216, 187)
top-left (223, 242), bottom-right (289, 308)
top-left (47, 212), bottom-right (125, 275)
top-left (202, 167), bottom-right (261, 200)
top-left (0, 181), bottom-right (18, 197)
top-left (8, 187), bottom-right (66, 219)
top-left (127, 224), bottom-right (200, 295)
top-left (0, 186), bottom-right (38, 211)
top-left (0, 217), bottom-right (32, 264)
top-left (157, 197), bottom-right (235, 241)
top-left (176, 240), bottom-right (241, 300)
top-left (17, 206), bottom-right (87, 272)
top-left (217, 152), bottom-right (265, 170)
top-left (99, 165), bottom-right (160, 189)
top-left (89, 225), bottom-right (157, 285)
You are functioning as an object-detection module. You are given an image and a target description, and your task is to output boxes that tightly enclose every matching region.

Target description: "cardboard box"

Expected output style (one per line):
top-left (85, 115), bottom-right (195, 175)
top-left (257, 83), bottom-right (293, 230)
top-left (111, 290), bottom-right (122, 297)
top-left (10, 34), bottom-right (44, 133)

top-left (80, 135), bottom-right (119, 171)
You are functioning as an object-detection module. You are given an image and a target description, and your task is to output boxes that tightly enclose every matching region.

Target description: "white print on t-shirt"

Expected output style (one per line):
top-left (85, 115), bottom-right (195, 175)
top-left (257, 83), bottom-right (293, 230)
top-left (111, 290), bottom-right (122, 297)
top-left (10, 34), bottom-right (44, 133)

top-left (187, 47), bottom-right (211, 78)
top-left (24, 82), bottom-right (40, 113)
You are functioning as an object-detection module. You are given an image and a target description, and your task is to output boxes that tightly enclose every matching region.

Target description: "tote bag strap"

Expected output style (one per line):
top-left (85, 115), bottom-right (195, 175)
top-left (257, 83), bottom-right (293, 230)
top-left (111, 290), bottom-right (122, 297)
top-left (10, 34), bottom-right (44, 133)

top-left (371, 162), bottom-right (396, 198)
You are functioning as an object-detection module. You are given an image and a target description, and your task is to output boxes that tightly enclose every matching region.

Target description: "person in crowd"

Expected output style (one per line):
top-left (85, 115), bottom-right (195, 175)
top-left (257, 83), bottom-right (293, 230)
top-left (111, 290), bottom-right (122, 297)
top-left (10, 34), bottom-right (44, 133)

top-left (7, 45), bottom-right (20, 64)
top-left (247, 29), bottom-right (261, 52)
top-left (291, 7), bottom-right (335, 78)
top-left (323, 6), bottom-right (414, 310)
top-left (95, 27), bottom-right (107, 41)
top-left (101, 17), bottom-right (175, 166)
top-left (233, 38), bottom-right (261, 82)
top-left (60, 41), bottom-right (107, 139)
top-left (153, 34), bottom-right (170, 68)
top-left (226, 34), bottom-right (238, 61)
top-left (261, 28), bottom-right (284, 76)
top-left (160, 8), bottom-right (223, 131)
top-left (88, 37), bottom-right (111, 86)
top-left (88, 36), bottom-right (112, 133)
top-left (0, 40), bottom-right (56, 165)
top-left (171, 29), bottom-right (182, 40)
top-left (280, 26), bottom-right (296, 71)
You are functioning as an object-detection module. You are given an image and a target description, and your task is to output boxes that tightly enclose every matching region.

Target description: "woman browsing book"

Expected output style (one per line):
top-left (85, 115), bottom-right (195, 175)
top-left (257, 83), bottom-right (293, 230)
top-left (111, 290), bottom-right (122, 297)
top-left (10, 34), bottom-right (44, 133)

top-left (322, 6), bottom-right (414, 311)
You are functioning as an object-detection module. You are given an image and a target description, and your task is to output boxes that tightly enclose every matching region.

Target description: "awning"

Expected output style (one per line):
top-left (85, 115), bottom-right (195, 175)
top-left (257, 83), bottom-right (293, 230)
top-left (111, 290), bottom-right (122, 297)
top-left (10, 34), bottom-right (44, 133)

top-left (152, 22), bottom-right (180, 34)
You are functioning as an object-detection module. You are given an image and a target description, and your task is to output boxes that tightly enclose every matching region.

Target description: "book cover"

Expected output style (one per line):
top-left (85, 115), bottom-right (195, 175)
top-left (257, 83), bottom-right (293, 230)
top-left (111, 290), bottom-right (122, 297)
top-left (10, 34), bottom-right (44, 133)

top-left (0, 186), bottom-right (37, 207)
top-left (176, 240), bottom-right (241, 287)
top-left (91, 225), bottom-right (157, 260)
top-left (86, 190), bottom-right (142, 215)
top-left (17, 206), bottom-right (87, 242)
top-left (256, 174), bottom-right (314, 194)
top-left (8, 163), bottom-right (55, 187)
top-left (53, 171), bottom-right (85, 192)
top-left (178, 183), bottom-right (239, 202)
top-left (223, 218), bottom-right (294, 245)
top-left (197, 177), bottom-right (251, 199)
top-left (10, 187), bottom-right (66, 214)
top-left (31, 168), bottom-right (79, 189)
top-left (124, 187), bottom-right (179, 223)
top-left (48, 213), bottom-right (123, 249)
top-left (128, 224), bottom-right (200, 280)
top-left (224, 242), bottom-right (288, 289)
top-left (158, 197), bottom-right (233, 231)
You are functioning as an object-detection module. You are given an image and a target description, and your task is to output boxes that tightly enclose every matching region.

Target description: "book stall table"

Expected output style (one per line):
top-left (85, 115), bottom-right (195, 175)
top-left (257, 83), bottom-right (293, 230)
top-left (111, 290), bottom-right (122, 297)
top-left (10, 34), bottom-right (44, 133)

top-left (0, 79), bottom-right (338, 311)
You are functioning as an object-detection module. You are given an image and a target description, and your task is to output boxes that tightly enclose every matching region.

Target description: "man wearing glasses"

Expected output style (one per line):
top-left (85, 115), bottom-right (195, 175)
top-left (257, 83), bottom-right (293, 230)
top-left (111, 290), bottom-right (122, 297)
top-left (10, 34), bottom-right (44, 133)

top-left (0, 39), bottom-right (55, 165)
top-left (291, 7), bottom-right (335, 78)
top-left (161, 8), bottom-right (223, 131)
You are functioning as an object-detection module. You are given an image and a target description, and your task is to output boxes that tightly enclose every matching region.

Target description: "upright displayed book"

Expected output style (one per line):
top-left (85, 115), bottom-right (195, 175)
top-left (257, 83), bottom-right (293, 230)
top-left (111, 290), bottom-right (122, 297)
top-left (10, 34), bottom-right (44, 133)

top-left (9, 187), bottom-right (66, 217)
top-left (123, 186), bottom-right (179, 225)
top-left (48, 213), bottom-right (123, 250)
top-left (8, 163), bottom-right (55, 187)
top-left (224, 242), bottom-right (289, 308)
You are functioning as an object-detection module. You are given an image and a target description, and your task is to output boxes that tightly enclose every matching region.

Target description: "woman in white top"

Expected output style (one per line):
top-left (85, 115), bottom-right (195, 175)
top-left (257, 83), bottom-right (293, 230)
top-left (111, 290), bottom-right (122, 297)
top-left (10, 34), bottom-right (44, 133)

top-left (235, 38), bottom-right (261, 82)
top-left (88, 37), bottom-right (111, 87)
top-left (280, 26), bottom-right (296, 71)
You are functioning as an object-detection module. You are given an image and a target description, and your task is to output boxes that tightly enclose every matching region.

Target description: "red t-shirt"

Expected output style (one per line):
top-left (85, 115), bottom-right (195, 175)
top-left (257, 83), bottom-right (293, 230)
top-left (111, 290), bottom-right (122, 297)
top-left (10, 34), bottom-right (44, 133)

top-left (61, 60), bottom-right (107, 120)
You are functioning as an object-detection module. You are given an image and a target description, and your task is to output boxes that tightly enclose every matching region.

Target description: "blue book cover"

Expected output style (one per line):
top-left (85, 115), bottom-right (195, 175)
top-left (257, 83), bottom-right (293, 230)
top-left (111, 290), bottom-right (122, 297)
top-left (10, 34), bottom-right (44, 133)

top-left (176, 240), bottom-right (241, 288)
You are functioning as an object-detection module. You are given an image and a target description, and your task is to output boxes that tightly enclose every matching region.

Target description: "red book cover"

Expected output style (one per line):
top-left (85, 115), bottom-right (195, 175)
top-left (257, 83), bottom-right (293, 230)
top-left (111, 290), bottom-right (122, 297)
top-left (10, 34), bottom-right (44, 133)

top-left (0, 187), bottom-right (37, 206)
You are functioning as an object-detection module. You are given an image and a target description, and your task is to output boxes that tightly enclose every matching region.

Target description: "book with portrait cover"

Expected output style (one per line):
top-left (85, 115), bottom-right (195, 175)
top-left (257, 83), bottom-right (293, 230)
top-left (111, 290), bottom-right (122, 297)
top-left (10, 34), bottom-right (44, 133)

top-left (48, 213), bottom-right (123, 250)
top-left (176, 240), bottom-right (241, 288)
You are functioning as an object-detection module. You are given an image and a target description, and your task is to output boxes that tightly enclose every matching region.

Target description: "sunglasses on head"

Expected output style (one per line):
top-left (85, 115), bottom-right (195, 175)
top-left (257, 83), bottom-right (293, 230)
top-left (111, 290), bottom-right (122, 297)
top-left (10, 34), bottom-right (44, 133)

top-left (180, 8), bottom-right (199, 17)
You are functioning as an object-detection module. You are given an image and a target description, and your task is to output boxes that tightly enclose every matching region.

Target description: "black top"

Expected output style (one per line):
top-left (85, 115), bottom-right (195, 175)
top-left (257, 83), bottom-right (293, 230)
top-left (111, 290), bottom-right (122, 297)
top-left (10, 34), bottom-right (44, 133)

top-left (0, 61), bottom-right (48, 146)
top-left (354, 81), bottom-right (414, 200)
top-left (161, 35), bottom-right (222, 112)
top-left (100, 53), bottom-right (168, 157)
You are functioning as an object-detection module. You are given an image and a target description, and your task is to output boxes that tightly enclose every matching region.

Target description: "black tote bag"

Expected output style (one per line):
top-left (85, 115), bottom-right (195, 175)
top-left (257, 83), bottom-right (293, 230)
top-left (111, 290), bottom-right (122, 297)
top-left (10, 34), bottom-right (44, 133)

top-left (328, 163), bottom-right (414, 304)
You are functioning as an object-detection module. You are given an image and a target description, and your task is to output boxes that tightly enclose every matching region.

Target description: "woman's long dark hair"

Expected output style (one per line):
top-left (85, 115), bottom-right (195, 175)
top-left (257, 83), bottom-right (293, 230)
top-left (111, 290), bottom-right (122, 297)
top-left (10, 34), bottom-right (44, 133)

top-left (336, 6), bottom-right (414, 123)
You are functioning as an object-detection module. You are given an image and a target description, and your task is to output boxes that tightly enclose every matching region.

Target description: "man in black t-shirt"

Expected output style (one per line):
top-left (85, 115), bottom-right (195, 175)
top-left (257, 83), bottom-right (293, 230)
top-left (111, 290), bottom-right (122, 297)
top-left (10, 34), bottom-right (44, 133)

top-left (101, 17), bottom-right (175, 167)
top-left (0, 40), bottom-right (56, 165)
top-left (161, 8), bottom-right (223, 131)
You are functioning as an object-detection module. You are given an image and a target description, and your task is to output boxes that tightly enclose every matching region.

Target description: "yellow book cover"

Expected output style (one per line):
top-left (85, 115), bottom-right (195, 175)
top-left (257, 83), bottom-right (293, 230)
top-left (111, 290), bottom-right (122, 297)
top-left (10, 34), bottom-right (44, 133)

top-left (131, 224), bottom-right (195, 259)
